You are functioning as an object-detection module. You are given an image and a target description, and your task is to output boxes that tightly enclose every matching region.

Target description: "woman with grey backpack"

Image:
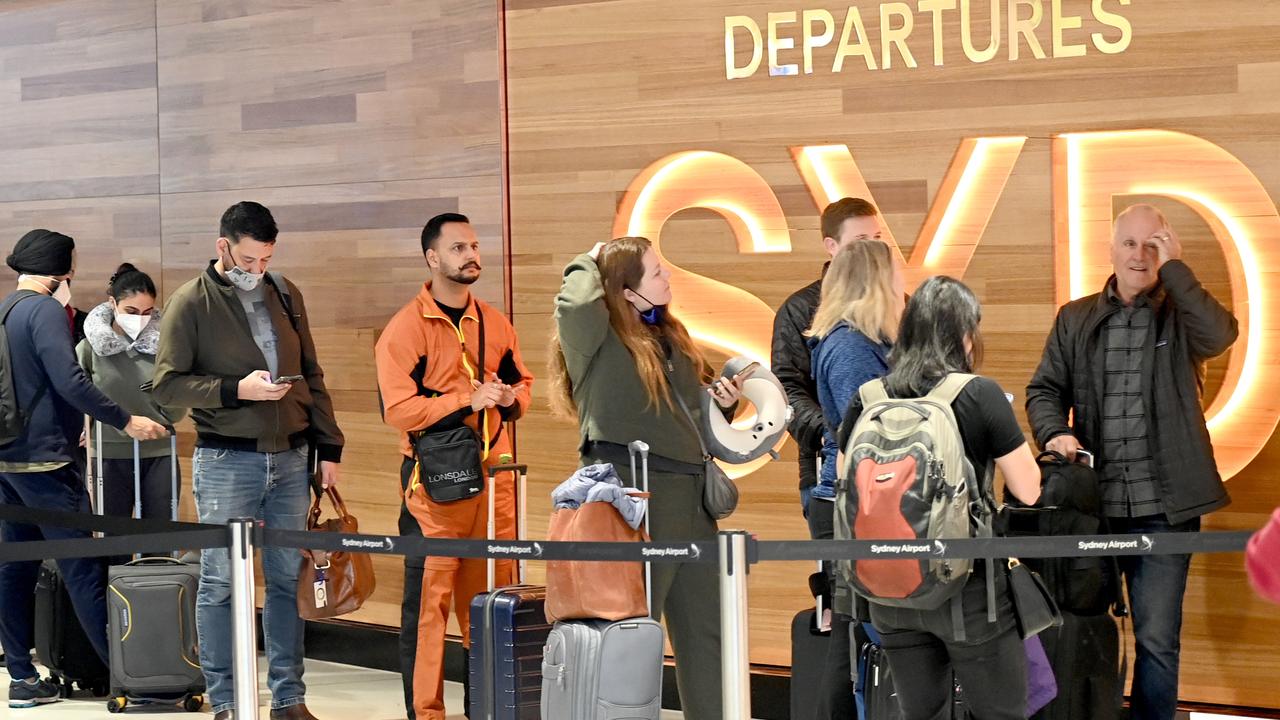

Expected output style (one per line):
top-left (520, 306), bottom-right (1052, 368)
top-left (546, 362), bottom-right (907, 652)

top-left (835, 276), bottom-right (1043, 720)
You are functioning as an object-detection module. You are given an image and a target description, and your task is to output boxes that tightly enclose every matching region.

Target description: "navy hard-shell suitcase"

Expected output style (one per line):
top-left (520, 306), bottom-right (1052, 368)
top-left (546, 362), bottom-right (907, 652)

top-left (469, 584), bottom-right (552, 720)
top-left (468, 464), bottom-right (549, 720)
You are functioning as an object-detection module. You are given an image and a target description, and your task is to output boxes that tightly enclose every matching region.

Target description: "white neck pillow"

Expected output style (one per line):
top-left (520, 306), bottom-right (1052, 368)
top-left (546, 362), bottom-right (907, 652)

top-left (698, 356), bottom-right (793, 464)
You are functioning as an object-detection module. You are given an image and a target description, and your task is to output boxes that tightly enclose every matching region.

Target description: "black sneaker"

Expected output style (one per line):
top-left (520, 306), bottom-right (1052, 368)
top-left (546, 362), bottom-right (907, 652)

top-left (8, 677), bottom-right (60, 708)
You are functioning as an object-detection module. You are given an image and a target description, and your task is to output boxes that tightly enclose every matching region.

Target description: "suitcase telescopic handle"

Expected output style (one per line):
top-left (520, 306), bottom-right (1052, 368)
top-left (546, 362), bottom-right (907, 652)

top-left (486, 461), bottom-right (528, 591)
top-left (627, 440), bottom-right (654, 616)
top-left (488, 463), bottom-right (527, 477)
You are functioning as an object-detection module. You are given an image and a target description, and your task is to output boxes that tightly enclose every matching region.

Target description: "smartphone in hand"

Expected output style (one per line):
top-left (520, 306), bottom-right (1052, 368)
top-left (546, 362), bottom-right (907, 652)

top-left (273, 374), bottom-right (304, 385)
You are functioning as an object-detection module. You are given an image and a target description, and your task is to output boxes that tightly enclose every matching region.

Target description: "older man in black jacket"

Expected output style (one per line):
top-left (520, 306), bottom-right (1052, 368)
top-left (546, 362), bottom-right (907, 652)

top-left (1026, 204), bottom-right (1236, 720)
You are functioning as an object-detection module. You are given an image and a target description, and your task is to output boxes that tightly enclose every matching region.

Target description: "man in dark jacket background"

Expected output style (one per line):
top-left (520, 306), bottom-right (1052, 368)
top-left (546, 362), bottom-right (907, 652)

top-left (0, 229), bottom-right (166, 709)
top-left (1026, 203), bottom-right (1237, 720)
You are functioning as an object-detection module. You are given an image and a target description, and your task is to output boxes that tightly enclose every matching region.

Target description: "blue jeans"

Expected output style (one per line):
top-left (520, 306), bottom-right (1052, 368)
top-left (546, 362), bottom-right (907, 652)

top-left (193, 446), bottom-right (311, 713)
top-left (0, 465), bottom-right (110, 679)
top-left (1112, 514), bottom-right (1199, 720)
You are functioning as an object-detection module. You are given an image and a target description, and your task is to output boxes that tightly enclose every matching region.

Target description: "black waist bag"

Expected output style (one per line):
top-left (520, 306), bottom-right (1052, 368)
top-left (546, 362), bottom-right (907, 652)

top-left (411, 305), bottom-right (488, 504)
top-left (413, 426), bottom-right (485, 503)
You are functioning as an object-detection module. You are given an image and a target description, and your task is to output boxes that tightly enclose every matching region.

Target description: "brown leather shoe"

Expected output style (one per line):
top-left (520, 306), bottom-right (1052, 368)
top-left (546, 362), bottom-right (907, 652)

top-left (269, 704), bottom-right (319, 720)
top-left (213, 711), bottom-right (234, 720)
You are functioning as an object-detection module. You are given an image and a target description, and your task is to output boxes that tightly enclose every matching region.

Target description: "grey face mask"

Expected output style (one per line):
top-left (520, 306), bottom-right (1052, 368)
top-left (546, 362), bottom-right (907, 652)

top-left (226, 264), bottom-right (264, 291)
top-left (221, 245), bottom-right (264, 291)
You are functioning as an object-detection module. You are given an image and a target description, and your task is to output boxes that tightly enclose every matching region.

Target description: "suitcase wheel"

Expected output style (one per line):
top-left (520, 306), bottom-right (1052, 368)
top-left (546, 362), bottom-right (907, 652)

top-left (107, 696), bottom-right (127, 713)
top-left (183, 694), bottom-right (204, 712)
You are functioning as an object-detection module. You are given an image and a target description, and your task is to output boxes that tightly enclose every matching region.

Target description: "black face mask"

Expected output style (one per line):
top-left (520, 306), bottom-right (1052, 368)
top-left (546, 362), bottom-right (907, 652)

top-left (627, 288), bottom-right (666, 325)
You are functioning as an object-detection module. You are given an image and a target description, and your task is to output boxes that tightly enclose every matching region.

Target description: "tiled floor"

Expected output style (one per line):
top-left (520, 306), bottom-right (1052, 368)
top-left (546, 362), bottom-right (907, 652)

top-left (0, 661), bottom-right (1267, 719)
top-left (0, 659), bottom-right (694, 719)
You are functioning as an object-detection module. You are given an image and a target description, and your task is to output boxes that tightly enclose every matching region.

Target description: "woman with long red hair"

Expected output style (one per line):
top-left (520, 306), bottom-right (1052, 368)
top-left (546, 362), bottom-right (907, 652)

top-left (550, 236), bottom-right (745, 720)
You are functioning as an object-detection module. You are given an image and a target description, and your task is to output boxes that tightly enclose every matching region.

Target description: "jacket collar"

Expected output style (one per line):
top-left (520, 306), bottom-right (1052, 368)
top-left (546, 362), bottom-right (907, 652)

top-left (205, 259), bottom-right (231, 288)
top-left (416, 281), bottom-right (477, 322)
top-left (1103, 275), bottom-right (1166, 311)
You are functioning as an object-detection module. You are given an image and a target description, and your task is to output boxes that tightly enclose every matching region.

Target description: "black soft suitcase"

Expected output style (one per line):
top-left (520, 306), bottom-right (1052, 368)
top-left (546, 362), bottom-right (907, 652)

top-left (1032, 611), bottom-right (1121, 720)
top-left (790, 608), bottom-right (829, 720)
top-left (33, 559), bottom-right (110, 697)
top-left (861, 638), bottom-right (903, 720)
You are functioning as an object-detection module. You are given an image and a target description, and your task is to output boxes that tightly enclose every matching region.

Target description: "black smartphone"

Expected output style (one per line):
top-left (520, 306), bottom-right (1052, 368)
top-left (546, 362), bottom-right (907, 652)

top-left (273, 374), bottom-right (304, 385)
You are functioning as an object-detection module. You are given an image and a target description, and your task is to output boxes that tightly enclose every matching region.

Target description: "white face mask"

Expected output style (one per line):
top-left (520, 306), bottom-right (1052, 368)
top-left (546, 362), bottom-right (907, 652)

top-left (52, 280), bottom-right (71, 308)
top-left (18, 274), bottom-right (70, 306)
top-left (115, 312), bottom-right (148, 340)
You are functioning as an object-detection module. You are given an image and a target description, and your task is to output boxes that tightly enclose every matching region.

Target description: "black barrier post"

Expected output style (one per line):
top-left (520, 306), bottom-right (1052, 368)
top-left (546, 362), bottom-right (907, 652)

top-left (719, 530), bottom-right (751, 720)
top-left (229, 518), bottom-right (261, 720)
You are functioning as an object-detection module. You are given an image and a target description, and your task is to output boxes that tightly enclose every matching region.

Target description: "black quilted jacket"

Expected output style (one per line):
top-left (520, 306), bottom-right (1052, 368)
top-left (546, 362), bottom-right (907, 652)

top-left (770, 271), bottom-right (825, 490)
top-left (1025, 260), bottom-right (1236, 524)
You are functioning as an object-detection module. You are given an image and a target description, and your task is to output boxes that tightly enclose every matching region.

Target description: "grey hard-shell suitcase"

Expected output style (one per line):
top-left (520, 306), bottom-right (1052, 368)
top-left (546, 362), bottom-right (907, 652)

top-left (539, 440), bottom-right (665, 720)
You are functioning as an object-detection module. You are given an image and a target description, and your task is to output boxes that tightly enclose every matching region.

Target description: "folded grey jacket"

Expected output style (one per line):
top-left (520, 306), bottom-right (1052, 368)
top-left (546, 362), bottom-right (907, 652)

top-left (551, 463), bottom-right (647, 530)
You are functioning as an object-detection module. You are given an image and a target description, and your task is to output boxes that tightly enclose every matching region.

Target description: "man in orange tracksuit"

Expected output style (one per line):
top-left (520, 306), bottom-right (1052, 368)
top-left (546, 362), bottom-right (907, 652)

top-left (375, 213), bottom-right (533, 720)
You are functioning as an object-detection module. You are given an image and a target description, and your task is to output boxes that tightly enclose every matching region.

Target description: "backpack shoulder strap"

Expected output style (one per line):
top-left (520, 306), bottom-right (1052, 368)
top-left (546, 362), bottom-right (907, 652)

top-left (265, 272), bottom-right (299, 331)
top-left (857, 377), bottom-right (889, 407)
top-left (0, 290), bottom-right (40, 326)
top-left (926, 373), bottom-right (977, 405)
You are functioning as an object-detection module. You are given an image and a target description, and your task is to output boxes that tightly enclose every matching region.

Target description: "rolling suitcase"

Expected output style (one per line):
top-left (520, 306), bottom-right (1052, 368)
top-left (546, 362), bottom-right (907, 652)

top-left (539, 440), bottom-right (664, 720)
top-left (29, 417), bottom-right (114, 698)
top-left (33, 559), bottom-right (110, 698)
top-left (96, 429), bottom-right (205, 714)
top-left (791, 565), bottom-right (833, 720)
top-left (468, 463), bottom-right (550, 720)
top-left (105, 557), bottom-right (204, 713)
top-left (1031, 611), bottom-right (1120, 720)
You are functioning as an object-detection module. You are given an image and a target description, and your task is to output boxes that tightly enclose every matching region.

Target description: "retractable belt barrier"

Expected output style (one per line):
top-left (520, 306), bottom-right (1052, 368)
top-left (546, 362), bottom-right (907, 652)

top-left (0, 501), bottom-right (1263, 720)
top-left (0, 501), bottom-right (1256, 564)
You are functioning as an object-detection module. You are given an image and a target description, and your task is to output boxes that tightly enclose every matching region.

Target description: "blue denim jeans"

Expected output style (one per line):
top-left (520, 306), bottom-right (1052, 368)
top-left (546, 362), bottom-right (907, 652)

top-left (193, 446), bottom-right (311, 713)
top-left (1112, 514), bottom-right (1199, 720)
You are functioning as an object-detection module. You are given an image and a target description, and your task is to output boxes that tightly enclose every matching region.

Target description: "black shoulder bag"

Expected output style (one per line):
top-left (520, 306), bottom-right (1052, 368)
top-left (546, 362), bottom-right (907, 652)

top-left (410, 308), bottom-right (488, 503)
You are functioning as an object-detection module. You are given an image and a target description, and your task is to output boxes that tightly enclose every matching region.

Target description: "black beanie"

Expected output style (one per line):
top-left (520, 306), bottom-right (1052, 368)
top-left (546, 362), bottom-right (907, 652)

top-left (6, 229), bottom-right (75, 276)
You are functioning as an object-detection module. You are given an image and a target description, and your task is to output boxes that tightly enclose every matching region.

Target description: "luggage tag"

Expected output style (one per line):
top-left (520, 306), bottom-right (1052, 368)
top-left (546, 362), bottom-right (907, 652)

top-left (313, 564), bottom-right (329, 609)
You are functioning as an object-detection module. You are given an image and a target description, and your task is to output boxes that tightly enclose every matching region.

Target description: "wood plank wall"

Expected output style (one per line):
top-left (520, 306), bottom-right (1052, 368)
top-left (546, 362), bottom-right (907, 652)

top-left (0, 0), bottom-right (504, 635)
top-left (503, 0), bottom-right (1280, 710)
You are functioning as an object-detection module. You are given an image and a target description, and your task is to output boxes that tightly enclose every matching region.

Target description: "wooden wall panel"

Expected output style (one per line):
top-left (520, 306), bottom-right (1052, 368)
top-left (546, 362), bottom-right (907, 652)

top-left (0, 0), bottom-right (504, 648)
top-left (156, 0), bottom-right (501, 193)
top-left (0, 0), bottom-right (158, 203)
top-left (505, 0), bottom-right (1280, 709)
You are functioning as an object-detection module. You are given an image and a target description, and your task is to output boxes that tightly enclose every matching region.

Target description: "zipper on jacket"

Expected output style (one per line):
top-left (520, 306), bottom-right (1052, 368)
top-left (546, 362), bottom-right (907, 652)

top-left (407, 311), bottom-right (491, 495)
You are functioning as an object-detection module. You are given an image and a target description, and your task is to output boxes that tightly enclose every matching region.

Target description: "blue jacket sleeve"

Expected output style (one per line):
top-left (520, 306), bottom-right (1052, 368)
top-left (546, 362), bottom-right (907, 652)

top-left (818, 331), bottom-right (890, 437)
top-left (31, 300), bottom-right (130, 429)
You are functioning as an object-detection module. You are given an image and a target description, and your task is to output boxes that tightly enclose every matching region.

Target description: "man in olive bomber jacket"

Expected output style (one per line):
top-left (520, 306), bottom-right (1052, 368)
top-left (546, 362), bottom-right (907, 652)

top-left (153, 201), bottom-right (343, 720)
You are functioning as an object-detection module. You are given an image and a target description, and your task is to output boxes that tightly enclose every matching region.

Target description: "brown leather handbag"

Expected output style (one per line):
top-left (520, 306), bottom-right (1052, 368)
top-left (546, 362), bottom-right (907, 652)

top-left (297, 486), bottom-right (376, 620)
top-left (544, 499), bottom-right (650, 622)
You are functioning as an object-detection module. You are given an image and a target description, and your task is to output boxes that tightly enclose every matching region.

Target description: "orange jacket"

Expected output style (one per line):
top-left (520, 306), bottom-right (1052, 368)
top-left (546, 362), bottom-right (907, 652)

top-left (375, 283), bottom-right (533, 459)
